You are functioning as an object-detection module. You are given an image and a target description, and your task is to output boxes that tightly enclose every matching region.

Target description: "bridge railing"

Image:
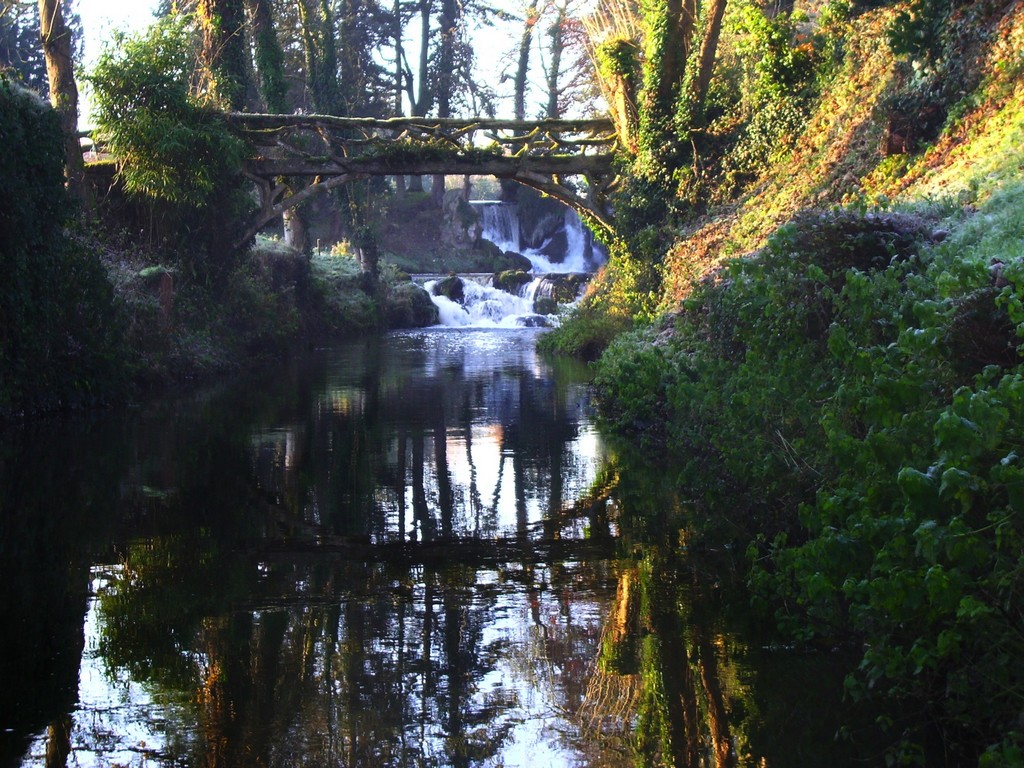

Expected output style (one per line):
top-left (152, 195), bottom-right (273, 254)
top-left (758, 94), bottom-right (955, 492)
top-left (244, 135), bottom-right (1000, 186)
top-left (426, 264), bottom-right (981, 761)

top-left (225, 113), bottom-right (618, 161)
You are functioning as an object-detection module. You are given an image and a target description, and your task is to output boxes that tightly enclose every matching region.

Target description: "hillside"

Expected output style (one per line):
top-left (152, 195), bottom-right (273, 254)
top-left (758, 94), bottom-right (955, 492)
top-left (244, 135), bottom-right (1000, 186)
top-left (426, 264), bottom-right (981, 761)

top-left (564, 1), bottom-right (1024, 763)
top-left (653, 0), bottom-right (1024, 306)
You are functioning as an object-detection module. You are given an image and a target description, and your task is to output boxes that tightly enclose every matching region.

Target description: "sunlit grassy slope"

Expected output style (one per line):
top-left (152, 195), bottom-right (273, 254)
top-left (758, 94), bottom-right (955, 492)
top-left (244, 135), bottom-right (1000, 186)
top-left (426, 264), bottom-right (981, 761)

top-left (657, 0), bottom-right (1024, 309)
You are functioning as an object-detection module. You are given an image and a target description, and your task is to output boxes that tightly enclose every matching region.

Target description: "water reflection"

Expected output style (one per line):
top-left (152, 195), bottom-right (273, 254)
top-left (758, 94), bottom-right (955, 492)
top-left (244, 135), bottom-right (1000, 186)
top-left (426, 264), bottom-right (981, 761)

top-left (1, 330), bottom-right (886, 768)
top-left (246, 329), bottom-right (603, 544)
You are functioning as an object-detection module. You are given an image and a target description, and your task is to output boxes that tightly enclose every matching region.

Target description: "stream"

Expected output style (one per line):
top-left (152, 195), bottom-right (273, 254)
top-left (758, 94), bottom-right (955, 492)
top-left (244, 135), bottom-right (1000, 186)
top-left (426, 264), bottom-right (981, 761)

top-left (0, 328), bottom-right (889, 767)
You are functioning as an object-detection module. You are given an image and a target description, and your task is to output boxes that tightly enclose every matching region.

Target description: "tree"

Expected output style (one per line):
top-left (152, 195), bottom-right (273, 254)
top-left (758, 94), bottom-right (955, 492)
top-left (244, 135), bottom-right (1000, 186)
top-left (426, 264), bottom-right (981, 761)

top-left (537, 1), bottom-right (597, 120)
top-left (196, 0), bottom-right (251, 107)
top-left (37, 0), bottom-right (85, 205)
top-left (245, 0), bottom-right (288, 112)
top-left (542, 1), bottom-right (565, 118)
top-left (87, 17), bottom-right (252, 279)
top-left (0, 2), bottom-right (48, 93)
top-left (512, 4), bottom-right (538, 121)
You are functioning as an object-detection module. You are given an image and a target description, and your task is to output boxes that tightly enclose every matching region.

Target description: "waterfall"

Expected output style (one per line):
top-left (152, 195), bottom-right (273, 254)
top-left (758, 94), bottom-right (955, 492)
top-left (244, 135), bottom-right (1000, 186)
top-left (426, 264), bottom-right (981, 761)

top-left (426, 200), bottom-right (602, 328)
top-left (471, 201), bottom-right (604, 274)
top-left (425, 278), bottom-right (548, 328)
top-left (476, 202), bottom-right (521, 253)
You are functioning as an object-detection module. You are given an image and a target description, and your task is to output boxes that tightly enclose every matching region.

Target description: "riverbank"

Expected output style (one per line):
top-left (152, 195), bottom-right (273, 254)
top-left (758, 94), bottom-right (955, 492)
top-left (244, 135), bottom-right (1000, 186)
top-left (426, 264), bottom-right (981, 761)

top-left (552, 0), bottom-right (1024, 762)
top-left (98, 234), bottom-right (441, 396)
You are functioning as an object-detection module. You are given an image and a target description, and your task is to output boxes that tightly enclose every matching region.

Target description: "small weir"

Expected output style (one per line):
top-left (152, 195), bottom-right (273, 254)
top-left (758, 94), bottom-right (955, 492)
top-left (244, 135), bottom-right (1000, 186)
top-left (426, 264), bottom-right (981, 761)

top-left (421, 201), bottom-right (605, 327)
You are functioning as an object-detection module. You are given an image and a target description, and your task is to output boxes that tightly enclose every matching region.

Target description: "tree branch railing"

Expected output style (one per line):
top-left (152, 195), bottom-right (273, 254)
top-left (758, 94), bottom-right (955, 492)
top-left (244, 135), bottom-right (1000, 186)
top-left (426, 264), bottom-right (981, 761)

top-left (227, 112), bottom-right (621, 245)
top-left (226, 113), bottom-right (618, 155)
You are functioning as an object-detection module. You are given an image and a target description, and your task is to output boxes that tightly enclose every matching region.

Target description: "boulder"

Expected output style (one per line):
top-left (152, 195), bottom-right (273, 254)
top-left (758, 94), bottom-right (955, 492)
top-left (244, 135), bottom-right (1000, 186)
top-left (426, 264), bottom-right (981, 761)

top-left (432, 275), bottom-right (465, 304)
top-left (387, 281), bottom-right (440, 328)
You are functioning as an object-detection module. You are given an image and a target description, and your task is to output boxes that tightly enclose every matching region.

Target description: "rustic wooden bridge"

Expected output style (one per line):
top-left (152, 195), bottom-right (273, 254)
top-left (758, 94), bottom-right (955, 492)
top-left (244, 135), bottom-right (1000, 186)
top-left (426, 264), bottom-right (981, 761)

top-left (226, 113), bottom-right (619, 245)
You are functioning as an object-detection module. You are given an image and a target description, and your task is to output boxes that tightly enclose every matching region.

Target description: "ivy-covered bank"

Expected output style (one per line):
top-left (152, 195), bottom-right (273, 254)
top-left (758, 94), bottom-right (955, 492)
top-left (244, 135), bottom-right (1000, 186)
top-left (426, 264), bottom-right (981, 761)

top-left (540, 0), bottom-right (1024, 762)
top-left (593, 185), bottom-right (1024, 766)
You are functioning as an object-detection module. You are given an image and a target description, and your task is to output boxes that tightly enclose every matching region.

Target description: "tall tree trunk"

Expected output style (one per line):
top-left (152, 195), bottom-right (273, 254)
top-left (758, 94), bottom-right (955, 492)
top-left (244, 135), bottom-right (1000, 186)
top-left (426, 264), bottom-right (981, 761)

top-left (295, 0), bottom-right (320, 111)
top-left (196, 0), bottom-right (250, 108)
top-left (431, 0), bottom-right (459, 206)
top-left (247, 0), bottom-right (289, 112)
top-left (392, 0), bottom-right (406, 195)
top-left (544, 3), bottom-right (566, 119)
top-left (513, 5), bottom-right (537, 121)
top-left (406, 0), bottom-right (432, 193)
top-left (37, 0), bottom-right (85, 208)
top-left (316, 0), bottom-right (340, 114)
top-left (638, 0), bottom-right (695, 158)
top-left (691, 0), bottom-right (727, 125)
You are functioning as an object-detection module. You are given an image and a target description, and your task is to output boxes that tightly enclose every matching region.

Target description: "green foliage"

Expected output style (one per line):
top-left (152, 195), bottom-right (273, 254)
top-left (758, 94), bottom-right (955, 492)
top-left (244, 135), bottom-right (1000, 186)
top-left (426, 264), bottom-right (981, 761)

top-left (887, 0), bottom-right (950, 64)
top-left (537, 303), bottom-right (632, 362)
top-left (87, 16), bottom-right (253, 283)
top-left (595, 184), bottom-right (1024, 761)
top-left (0, 76), bottom-right (126, 417)
top-left (594, 37), bottom-right (640, 81)
top-left (720, 3), bottom-right (822, 182)
top-left (736, 4), bottom-right (818, 104)
top-left (881, 0), bottom-right (997, 154)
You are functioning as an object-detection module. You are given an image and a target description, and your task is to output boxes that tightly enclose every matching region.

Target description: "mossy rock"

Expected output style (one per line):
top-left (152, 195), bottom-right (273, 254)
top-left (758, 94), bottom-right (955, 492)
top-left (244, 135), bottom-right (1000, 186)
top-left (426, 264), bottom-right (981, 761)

top-left (387, 281), bottom-right (439, 329)
top-left (432, 275), bottom-right (465, 304)
top-left (138, 265), bottom-right (174, 285)
top-left (534, 297), bottom-right (558, 315)
top-left (494, 269), bottom-right (533, 294)
top-left (544, 273), bottom-right (589, 303)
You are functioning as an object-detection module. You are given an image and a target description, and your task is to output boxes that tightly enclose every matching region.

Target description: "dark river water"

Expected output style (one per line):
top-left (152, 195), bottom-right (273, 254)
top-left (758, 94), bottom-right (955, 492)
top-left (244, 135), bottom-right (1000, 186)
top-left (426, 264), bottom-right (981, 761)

top-left (1, 329), bottom-right (883, 767)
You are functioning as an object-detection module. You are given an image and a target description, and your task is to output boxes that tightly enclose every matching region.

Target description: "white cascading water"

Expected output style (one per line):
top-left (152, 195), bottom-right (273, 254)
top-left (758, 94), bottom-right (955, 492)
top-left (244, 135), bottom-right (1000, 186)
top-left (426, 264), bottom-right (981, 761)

top-left (426, 202), bottom-right (603, 328)
top-left (425, 278), bottom-right (546, 328)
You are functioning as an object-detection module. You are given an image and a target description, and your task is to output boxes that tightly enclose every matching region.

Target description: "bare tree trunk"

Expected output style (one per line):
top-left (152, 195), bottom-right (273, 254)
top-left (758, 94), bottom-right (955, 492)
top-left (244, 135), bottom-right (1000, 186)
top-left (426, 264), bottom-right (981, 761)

top-left (37, 0), bottom-right (86, 209)
top-left (692, 0), bottom-right (728, 124)
top-left (406, 0), bottom-right (432, 193)
top-left (544, 3), bottom-right (566, 118)
top-left (392, 0), bottom-right (407, 196)
top-left (513, 5), bottom-right (538, 121)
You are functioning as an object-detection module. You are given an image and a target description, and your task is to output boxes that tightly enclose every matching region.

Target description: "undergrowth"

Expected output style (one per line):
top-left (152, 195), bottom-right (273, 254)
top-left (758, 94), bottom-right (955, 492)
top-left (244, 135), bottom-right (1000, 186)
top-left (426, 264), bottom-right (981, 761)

top-left (106, 236), bottom-right (436, 391)
top-left (593, 183), bottom-right (1024, 763)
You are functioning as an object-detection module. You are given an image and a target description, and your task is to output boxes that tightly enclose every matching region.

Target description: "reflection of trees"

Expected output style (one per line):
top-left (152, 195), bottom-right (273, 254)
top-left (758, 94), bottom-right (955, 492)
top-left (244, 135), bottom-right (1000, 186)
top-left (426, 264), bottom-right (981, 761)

top-left (245, 335), bottom-right (594, 547)
top-left (2, 333), bottom-right (617, 767)
top-left (578, 549), bottom-right (748, 768)
top-left (77, 334), bottom-right (613, 766)
top-left (94, 547), bottom-right (617, 766)
top-left (0, 419), bottom-right (126, 766)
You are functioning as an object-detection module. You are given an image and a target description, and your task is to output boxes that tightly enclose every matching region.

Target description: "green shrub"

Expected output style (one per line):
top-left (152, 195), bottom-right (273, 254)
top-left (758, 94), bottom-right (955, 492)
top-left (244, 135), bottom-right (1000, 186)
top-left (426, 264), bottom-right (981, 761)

top-left (596, 186), bottom-right (1024, 761)
top-left (0, 76), bottom-right (126, 416)
top-left (538, 304), bottom-right (632, 361)
top-left (87, 16), bottom-right (253, 284)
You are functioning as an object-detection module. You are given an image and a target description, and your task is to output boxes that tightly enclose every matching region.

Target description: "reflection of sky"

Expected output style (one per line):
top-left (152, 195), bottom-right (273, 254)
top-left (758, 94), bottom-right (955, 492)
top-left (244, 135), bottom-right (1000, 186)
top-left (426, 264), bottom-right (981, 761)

top-left (22, 565), bottom-right (623, 767)
top-left (23, 569), bottom-right (194, 767)
top-left (249, 329), bottom-right (603, 542)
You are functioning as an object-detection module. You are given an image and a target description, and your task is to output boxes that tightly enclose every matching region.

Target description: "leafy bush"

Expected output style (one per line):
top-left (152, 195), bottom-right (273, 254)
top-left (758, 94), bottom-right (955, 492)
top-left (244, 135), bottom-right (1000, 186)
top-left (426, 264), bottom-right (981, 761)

top-left (0, 76), bottom-right (126, 417)
top-left (538, 303), bottom-right (632, 361)
top-left (87, 16), bottom-right (253, 284)
top-left (594, 189), bottom-right (1024, 760)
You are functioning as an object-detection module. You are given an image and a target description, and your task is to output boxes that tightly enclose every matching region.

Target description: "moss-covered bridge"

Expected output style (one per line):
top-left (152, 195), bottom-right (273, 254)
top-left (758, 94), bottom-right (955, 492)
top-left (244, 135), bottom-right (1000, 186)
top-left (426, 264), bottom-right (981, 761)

top-left (225, 113), bottom-right (618, 244)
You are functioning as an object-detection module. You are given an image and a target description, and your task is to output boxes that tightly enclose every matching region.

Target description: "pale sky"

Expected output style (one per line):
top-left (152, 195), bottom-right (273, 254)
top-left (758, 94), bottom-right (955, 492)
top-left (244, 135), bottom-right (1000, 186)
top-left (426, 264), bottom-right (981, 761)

top-left (77, 0), bottom-right (160, 67)
top-left (73, 0), bottom-right (583, 124)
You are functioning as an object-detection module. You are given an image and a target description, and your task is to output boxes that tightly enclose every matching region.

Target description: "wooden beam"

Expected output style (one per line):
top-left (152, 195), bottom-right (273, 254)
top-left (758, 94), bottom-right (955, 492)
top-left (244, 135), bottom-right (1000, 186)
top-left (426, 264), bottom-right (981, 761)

top-left (244, 154), bottom-right (614, 179)
top-left (227, 112), bottom-right (616, 136)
